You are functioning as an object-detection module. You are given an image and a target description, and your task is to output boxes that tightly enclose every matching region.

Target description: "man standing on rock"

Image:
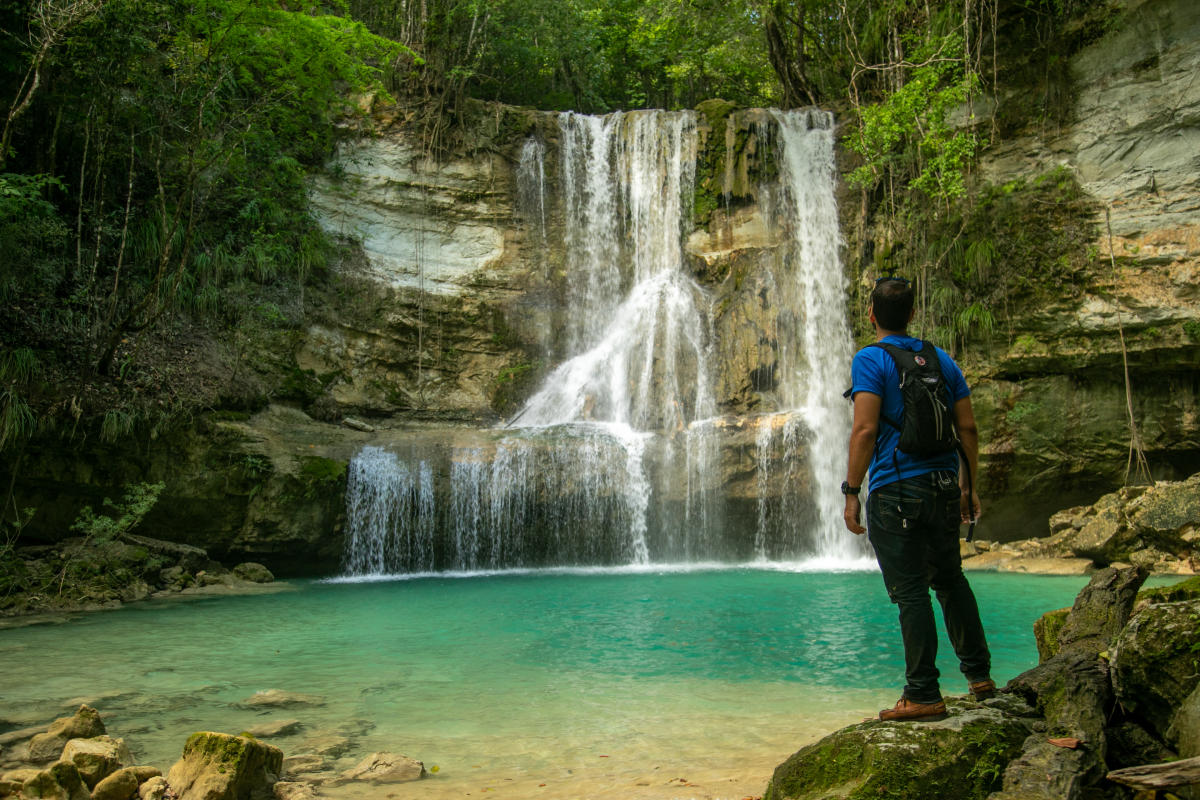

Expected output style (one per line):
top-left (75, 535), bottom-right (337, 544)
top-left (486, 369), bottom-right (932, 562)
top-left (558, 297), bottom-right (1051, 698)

top-left (842, 276), bottom-right (995, 722)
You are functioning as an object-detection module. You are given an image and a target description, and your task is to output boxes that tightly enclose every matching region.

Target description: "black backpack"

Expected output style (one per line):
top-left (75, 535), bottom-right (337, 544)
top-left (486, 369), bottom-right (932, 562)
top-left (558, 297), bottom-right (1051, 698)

top-left (870, 341), bottom-right (958, 457)
top-left (845, 339), bottom-right (977, 539)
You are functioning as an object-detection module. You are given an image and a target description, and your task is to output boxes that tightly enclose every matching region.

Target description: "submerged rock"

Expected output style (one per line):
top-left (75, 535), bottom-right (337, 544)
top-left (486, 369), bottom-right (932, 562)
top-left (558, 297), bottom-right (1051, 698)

top-left (340, 752), bottom-right (426, 784)
top-left (242, 720), bottom-right (302, 739)
top-left (165, 732), bottom-right (282, 800)
top-left (240, 691), bottom-right (323, 709)
top-left (762, 701), bottom-right (1031, 800)
top-left (271, 781), bottom-right (319, 800)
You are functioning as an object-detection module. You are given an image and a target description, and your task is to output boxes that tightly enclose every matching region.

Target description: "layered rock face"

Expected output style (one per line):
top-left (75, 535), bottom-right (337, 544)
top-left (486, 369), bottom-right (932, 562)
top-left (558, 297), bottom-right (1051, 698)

top-left (961, 0), bottom-right (1200, 534)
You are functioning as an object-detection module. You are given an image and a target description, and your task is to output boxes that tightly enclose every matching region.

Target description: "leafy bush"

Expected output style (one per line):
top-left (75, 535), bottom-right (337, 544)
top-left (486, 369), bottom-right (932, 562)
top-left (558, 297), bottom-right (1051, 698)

top-left (70, 482), bottom-right (165, 543)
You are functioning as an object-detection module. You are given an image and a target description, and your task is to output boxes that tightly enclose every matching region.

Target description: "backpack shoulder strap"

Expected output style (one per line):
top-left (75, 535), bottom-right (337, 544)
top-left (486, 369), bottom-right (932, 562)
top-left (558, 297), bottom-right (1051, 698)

top-left (864, 342), bottom-right (904, 431)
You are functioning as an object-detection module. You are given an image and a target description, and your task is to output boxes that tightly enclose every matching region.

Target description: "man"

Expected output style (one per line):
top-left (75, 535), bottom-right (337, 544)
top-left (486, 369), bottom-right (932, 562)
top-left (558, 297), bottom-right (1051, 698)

top-left (842, 277), bottom-right (994, 722)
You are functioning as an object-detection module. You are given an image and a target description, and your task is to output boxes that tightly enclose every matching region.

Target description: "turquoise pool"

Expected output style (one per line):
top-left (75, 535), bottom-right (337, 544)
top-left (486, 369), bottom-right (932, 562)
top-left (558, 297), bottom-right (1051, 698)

top-left (0, 568), bottom-right (1123, 799)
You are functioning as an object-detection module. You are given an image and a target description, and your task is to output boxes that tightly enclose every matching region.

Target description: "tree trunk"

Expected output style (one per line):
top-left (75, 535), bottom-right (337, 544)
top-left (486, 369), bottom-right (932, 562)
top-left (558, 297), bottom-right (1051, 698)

top-left (764, 0), bottom-right (819, 108)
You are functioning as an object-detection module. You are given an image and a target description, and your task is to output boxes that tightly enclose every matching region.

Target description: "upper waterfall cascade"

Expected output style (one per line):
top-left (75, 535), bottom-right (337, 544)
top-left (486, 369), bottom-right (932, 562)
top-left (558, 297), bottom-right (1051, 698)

top-left (342, 108), bottom-right (865, 575)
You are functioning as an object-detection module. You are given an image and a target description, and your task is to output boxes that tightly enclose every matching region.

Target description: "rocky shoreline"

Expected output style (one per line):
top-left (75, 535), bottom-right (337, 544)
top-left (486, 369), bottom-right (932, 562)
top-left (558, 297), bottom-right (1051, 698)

top-left (763, 569), bottom-right (1200, 800)
top-left (962, 473), bottom-right (1199, 577)
top-left (0, 529), bottom-right (284, 623)
top-left (0, 697), bottom-right (428, 800)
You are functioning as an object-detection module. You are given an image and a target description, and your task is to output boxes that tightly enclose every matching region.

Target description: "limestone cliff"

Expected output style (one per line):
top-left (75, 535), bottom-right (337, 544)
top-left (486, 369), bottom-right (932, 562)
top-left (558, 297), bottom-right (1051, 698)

top-left (838, 0), bottom-right (1200, 538)
top-left (5, 0), bottom-right (1200, 576)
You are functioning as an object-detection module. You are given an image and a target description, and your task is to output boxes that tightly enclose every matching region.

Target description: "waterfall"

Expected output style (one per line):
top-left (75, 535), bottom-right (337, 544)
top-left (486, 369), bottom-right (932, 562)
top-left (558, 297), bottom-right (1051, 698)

top-left (771, 109), bottom-right (860, 559)
top-left (516, 136), bottom-right (547, 242)
top-left (343, 446), bottom-right (435, 576)
top-left (341, 108), bottom-right (864, 575)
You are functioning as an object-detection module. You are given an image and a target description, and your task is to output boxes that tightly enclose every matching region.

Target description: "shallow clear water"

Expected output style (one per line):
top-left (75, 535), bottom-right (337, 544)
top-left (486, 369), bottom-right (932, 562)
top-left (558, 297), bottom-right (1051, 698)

top-left (0, 568), bottom-right (1117, 798)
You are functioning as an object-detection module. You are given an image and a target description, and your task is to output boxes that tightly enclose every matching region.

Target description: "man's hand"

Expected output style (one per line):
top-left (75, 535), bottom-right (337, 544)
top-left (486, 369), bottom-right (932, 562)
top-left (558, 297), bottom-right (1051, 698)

top-left (844, 495), bottom-right (866, 535)
top-left (961, 489), bottom-right (981, 524)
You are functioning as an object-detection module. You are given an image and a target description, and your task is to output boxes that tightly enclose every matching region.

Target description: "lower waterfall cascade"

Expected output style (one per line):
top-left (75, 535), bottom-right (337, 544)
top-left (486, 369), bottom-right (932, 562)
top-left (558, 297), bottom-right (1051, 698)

top-left (341, 108), bottom-right (868, 576)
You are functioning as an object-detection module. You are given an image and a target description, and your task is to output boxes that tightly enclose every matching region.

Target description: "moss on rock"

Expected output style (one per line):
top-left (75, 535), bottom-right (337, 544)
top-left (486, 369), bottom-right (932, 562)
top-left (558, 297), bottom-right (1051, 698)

top-left (763, 702), bottom-right (1031, 800)
top-left (167, 731), bottom-right (283, 800)
top-left (1033, 606), bottom-right (1070, 662)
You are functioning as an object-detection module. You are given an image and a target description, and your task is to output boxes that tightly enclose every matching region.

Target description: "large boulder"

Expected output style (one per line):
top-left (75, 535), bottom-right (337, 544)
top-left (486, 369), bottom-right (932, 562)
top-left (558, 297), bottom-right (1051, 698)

top-left (89, 768), bottom-right (139, 800)
top-left (231, 563), bottom-right (274, 583)
top-left (138, 776), bottom-right (170, 800)
top-left (995, 567), bottom-right (1147, 799)
top-left (59, 736), bottom-right (131, 788)
top-left (1033, 477), bottom-right (1200, 571)
top-left (165, 732), bottom-right (283, 800)
top-left (1032, 607), bottom-right (1070, 662)
top-left (762, 701), bottom-right (1032, 800)
top-left (89, 766), bottom-right (161, 800)
top-left (26, 708), bottom-right (105, 763)
top-left (15, 761), bottom-right (89, 800)
top-left (1112, 598), bottom-right (1200, 741)
top-left (989, 735), bottom-right (1100, 800)
top-left (1127, 473), bottom-right (1200, 540)
top-left (1168, 683), bottom-right (1200, 758)
top-left (1051, 566), bottom-right (1147, 655)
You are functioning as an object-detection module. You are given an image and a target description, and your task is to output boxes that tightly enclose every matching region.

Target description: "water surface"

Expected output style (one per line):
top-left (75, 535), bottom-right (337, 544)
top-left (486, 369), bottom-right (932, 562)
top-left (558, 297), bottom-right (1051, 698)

top-left (0, 568), bottom-right (1108, 799)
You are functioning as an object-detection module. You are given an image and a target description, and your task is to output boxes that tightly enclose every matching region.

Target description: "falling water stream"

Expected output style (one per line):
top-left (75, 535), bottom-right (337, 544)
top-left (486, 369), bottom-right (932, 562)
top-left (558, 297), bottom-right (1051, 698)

top-left (341, 108), bottom-right (865, 576)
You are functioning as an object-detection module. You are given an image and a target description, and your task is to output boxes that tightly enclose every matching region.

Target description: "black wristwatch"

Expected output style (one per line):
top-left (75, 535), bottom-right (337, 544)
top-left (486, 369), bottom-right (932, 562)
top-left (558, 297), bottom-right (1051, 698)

top-left (840, 481), bottom-right (861, 496)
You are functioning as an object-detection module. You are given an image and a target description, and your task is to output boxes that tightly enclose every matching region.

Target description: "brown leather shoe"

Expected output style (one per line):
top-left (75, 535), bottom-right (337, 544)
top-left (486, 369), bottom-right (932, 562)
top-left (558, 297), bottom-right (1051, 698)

top-left (968, 679), bottom-right (996, 701)
top-left (878, 697), bottom-right (947, 722)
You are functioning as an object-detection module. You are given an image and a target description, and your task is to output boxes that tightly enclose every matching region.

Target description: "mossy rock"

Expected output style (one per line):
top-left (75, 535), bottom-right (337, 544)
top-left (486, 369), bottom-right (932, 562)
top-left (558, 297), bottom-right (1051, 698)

top-left (232, 562), bottom-right (274, 583)
top-left (1033, 606), bottom-right (1070, 662)
top-left (19, 760), bottom-right (89, 800)
top-left (1112, 598), bottom-right (1200, 741)
top-left (763, 701), bottom-right (1031, 800)
top-left (166, 731), bottom-right (283, 800)
top-left (1137, 575), bottom-right (1200, 606)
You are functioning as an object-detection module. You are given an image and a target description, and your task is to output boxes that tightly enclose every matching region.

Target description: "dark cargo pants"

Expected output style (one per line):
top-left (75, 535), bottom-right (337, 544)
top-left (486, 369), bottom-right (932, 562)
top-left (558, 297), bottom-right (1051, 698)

top-left (867, 470), bottom-right (992, 703)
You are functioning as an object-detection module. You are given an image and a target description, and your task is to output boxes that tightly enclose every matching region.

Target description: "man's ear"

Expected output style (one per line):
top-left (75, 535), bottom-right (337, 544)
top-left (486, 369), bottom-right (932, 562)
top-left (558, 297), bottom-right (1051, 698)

top-left (868, 303), bottom-right (876, 325)
top-left (907, 307), bottom-right (916, 323)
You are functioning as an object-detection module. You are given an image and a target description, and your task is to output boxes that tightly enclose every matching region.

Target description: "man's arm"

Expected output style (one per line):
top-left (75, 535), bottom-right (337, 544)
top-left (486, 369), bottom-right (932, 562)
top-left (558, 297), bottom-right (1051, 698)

top-left (844, 391), bottom-right (880, 535)
top-left (953, 396), bottom-right (981, 523)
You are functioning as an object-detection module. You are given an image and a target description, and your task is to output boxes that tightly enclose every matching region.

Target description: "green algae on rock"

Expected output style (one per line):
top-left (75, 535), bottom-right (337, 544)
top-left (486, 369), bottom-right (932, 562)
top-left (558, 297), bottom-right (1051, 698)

top-left (165, 732), bottom-right (283, 800)
top-left (762, 701), bottom-right (1032, 800)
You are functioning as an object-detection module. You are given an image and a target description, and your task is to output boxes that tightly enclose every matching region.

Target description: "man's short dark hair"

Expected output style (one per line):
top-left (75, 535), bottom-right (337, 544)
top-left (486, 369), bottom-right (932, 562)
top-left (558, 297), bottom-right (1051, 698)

top-left (871, 278), bottom-right (914, 332)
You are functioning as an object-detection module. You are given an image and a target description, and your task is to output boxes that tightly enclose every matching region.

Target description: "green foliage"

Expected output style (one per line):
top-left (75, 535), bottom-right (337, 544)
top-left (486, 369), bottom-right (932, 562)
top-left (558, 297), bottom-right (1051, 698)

top-left (0, 0), bottom-right (404, 385)
top-left (70, 482), bottom-right (165, 543)
top-left (1007, 401), bottom-right (1042, 424)
top-left (848, 33), bottom-right (982, 203)
top-left (1183, 321), bottom-right (1200, 341)
top-left (298, 456), bottom-right (346, 498)
top-left (899, 166), bottom-right (1099, 350)
top-left (350, 0), bottom-right (777, 112)
top-left (0, 347), bottom-right (41, 450)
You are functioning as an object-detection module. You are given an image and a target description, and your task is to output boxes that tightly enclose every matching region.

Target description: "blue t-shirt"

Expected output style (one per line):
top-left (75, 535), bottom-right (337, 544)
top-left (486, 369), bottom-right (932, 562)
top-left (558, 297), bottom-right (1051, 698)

top-left (850, 335), bottom-right (970, 493)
